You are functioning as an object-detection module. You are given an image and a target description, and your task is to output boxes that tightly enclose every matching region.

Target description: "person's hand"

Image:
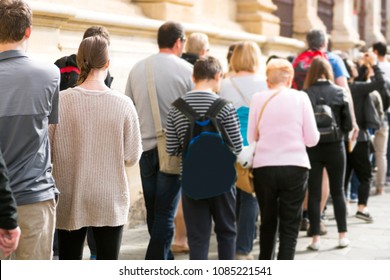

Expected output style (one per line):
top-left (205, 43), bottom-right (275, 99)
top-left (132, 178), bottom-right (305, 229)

top-left (0, 227), bottom-right (21, 257)
top-left (350, 123), bottom-right (359, 141)
top-left (364, 52), bottom-right (378, 67)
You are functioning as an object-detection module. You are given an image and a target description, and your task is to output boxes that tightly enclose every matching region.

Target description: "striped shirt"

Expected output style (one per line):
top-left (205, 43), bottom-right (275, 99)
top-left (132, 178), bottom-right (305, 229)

top-left (166, 91), bottom-right (242, 157)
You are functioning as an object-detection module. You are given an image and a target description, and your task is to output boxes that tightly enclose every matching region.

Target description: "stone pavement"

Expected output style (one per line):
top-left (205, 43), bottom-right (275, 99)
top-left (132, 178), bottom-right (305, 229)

top-left (84, 186), bottom-right (390, 260)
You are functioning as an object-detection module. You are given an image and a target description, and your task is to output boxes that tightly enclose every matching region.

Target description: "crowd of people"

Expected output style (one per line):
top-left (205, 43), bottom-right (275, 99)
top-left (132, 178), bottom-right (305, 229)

top-left (1, 0), bottom-right (389, 260)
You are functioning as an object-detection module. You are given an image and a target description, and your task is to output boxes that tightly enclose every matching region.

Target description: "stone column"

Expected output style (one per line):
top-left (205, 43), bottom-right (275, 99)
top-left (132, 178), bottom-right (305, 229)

top-left (331, 0), bottom-right (364, 51)
top-left (236, 0), bottom-right (280, 36)
top-left (293, 0), bottom-right (326, 42)
top-left (386, 0), bottom-right (390, 42)
top-left (132, 0), bottom-right (195, 22)
top-left (365, 0), bottom-right (386, 46)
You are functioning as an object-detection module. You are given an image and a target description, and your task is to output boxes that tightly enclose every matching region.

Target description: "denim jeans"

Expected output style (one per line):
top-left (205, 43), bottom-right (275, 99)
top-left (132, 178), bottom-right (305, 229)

top-left (236, 190), bottom-right (259, 255)
top-left (139, 148), bottom-right (181, 260)
top-left (253, 166), bottom-right (308, 260)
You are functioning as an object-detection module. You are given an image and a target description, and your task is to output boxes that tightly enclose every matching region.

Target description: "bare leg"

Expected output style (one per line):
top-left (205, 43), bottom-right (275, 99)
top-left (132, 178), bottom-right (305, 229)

top-left (171, 197), bottom-right (189, 253)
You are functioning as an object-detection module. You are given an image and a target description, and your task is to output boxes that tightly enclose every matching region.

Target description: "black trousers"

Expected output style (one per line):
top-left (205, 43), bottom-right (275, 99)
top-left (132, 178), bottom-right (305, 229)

top-left (253, 166), bottom-right (308, 260)
top-left (307, 141), bottom-right (347, 235)
top-left (345, 141), bottom-right (372, 206)
top-left (182, 189), bottom-right (236, 260)
top-left (58, 225), bottom-right (124, 260)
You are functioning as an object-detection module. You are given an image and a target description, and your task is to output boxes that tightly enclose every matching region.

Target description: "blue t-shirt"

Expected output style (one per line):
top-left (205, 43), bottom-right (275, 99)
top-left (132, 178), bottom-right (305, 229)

top-left (327, 51), bottom-right (350, 79)
top-left (237, 107), bottom-right (249, 146)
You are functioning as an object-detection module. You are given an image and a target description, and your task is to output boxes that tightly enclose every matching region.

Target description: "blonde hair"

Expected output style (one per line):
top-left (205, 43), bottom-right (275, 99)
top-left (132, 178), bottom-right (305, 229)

top-left (266, 59), bottom-right (294, 86)
top-left (230, 41), bottom-right (261, 73)
top-left (185, 32), bottom-right (209, 56)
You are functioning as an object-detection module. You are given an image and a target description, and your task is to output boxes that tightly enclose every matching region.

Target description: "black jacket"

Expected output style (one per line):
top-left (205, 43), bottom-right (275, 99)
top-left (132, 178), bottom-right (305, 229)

top-left (348, 64), bottom-right (386, 141)
top-left (181, 53), bottom-right (199, 66)
top-left (305, 80), bottom-right (353, 141)
top-left (0, 149), bottom-right (18, 230)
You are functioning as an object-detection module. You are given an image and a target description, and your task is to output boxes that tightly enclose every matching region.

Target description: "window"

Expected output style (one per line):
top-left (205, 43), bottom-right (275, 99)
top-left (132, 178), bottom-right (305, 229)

top-left (273, 0), bottom-right (294, 37)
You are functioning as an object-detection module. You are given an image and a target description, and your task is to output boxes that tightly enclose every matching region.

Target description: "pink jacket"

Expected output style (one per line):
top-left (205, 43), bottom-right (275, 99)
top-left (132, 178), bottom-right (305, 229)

top-left (247, 87), bottom-right (319, 169)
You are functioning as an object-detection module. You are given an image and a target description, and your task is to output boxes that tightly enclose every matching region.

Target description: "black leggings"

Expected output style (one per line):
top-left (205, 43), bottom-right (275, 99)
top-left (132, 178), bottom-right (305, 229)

top-left (307, 141), bottom-right (347, 235)
top-left (58, 225), bottom-right (124, 260)
top-left (344, 141), bottom-right (372, 206)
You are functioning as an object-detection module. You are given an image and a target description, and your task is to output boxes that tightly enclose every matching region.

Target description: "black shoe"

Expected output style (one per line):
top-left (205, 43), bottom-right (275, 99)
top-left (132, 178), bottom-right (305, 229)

top-left (300, 218), bottom-right (309, 231)
top-left (306, 222), bottom-right (327, 237)
top-left (355, 211), bottom-right (373, 223)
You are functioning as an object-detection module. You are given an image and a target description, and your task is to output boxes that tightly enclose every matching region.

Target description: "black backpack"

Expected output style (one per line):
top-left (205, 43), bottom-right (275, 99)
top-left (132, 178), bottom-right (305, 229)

top-left (54, 54), bottom-right (113, 91)
top-left (307, 93), bottom-right (340, 143)
top-left (54, 54), bottom-right (80, 91)
top-left (172, 97), bottom-right (237, 200)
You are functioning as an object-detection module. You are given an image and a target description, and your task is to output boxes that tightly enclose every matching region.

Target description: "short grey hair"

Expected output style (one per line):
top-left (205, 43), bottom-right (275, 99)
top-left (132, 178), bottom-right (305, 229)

top-left (306, 29), bottom-right (326, 50)
top-left (185, 32), bottom-right (209, 56)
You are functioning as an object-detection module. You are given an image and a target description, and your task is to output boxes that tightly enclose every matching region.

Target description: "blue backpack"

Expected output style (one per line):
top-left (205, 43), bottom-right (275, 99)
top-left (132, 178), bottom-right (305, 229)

top-left (173, 98), bottom-right (237, 200)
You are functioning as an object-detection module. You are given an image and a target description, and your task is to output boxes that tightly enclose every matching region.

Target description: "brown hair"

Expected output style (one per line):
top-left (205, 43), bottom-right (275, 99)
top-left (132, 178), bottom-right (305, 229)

top-left (230, 41), bottom-right (261, 73)
top-left (76, 36), bottom-right (109, 85)
top-left (193, 56), bottom-right (222, 83)
top-left (303, 56), bottom-right (334, 89)
top-left (83, 26), bottom-right (110, 45)
top-left (0, 0), bottom-right (32, 43)
top-left (266, 58), bottom-right (294, 86)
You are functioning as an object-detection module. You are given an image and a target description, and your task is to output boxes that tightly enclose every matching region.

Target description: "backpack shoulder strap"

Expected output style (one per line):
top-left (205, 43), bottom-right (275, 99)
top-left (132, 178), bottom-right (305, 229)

top-left (206, 98), bottom-right (229, 118)
top-left (172, 98), bottom-right (199, 155)
top-left (172, 98), bottom-right (200, 120)
top-left (304, 88), bottom-right (315, 107)
top-left (205, 98), bottom-right (235, 150)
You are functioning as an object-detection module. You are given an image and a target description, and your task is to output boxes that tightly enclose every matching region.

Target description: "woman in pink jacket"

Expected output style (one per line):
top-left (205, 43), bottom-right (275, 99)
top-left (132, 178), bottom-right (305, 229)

top-left (247, 59), bottom-right (319, 259)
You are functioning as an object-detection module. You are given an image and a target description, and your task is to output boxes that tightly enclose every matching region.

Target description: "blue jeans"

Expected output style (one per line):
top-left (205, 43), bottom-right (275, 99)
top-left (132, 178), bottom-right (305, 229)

top-left (139, 148), bottom-right (181, 260)
top-left (236, 190), bottom-right (259, 255)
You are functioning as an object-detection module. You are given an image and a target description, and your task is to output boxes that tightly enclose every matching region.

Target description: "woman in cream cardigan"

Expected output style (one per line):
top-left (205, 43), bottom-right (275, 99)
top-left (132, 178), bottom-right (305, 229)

top-left (49, 35), bottom-right (142, 260)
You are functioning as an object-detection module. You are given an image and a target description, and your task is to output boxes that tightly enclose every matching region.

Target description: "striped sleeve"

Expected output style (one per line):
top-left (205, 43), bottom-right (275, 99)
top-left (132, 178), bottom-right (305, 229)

top-left (219, 103), bottom-right (243, 154)
top-left (166, 107), bottom-right (186, 156)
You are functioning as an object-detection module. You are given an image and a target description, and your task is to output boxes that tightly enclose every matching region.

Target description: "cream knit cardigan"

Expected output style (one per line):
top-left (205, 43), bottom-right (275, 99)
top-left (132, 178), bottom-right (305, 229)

top-left (49, 87), bottom-right (142, 230)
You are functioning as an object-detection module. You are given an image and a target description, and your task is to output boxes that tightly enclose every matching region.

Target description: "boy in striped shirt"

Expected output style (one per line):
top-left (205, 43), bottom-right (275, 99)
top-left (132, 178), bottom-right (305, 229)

top-left (166, 56), bottom-right (242, 260)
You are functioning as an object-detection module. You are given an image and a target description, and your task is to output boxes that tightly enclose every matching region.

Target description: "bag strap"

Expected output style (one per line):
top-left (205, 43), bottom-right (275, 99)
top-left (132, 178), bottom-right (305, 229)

top-left (172, 98), bottom-right (200, 121)
top-left (173, 97), bottom-right (228, 120)
top-left (206, 98), bottom-right (228, 118)
top-left (304, 88), bottom-right (316, 107)
top-left (255, 89), bottom-right (281, 141)
top-left (230, 77), bottom-right (251, 106)
top-left (146, 56), bottom-right (163, 136)
top-left (206, 98), bottom-right (234, 150)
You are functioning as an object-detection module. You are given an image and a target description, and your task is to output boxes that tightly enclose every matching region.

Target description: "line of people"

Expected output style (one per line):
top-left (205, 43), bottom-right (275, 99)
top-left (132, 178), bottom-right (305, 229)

top-left (1, 0), bottom-right (388, 261)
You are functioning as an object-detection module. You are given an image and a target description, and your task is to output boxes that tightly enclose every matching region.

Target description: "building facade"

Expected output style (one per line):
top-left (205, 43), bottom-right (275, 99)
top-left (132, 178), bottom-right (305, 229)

top-left (25, 0), bottom-right (389, 225)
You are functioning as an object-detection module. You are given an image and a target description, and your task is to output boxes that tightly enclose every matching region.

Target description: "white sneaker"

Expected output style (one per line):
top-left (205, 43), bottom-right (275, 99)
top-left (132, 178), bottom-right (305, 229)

top-left (339, 238), bottom-right (350, 248)
top-left (307, 242), bottom-right (320, 251)
top-left (235, 253), bottom-right (254, 260)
